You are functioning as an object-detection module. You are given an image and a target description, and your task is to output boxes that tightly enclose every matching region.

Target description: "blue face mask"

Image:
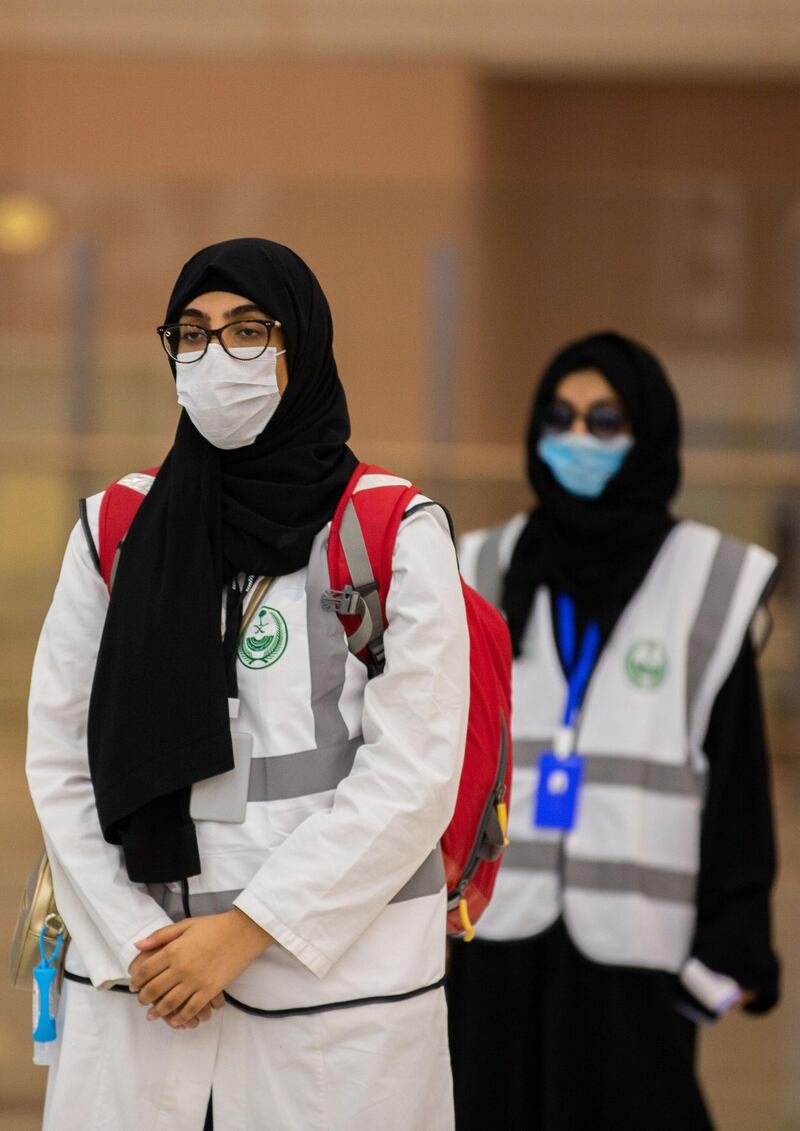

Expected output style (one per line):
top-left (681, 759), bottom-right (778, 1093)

top-left (537, 432), bottom-right (634, 499)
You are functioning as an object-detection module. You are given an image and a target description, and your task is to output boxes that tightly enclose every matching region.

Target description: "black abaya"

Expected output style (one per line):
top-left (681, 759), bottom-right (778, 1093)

top-left (447, 637), bottom-right (779, 1131)
top-left (448, 922), bottom-right (712, 1131)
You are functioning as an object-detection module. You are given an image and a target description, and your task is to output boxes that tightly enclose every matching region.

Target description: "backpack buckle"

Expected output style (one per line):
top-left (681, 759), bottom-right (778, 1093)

top-left (321, 582), bottom-right (378, 617)
top-left (321, 585), bottom-right (360, 615)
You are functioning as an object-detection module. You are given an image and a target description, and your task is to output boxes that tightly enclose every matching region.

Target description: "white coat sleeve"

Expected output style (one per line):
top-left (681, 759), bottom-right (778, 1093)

top-left (25, 518), bottom-right (173, 987)
top-left (234, 506), bottom-right (470, 978)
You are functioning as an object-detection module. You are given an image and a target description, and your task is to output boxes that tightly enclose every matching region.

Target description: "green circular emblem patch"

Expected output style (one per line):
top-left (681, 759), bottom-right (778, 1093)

top-left (238, 606), bottom-right (288, 670)
top-left (625, 640), bottom-right (668, 689)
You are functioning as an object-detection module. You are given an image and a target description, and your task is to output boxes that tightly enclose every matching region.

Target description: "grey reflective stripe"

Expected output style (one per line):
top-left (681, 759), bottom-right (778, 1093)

top-left (391, 848), bottom-right (445, 904)
top-left (147, 883), bottom-right (176, 918)
top-left (502, 839), bottom-right (561, 871)
top-left (339, 500), bottom-right (385, 653)
top-left (305, 535), bottom-right (350, 748)
top-left (513, 741), bottom-right (701, 797)
top-left (501, 844), bottom-right (697, 904)
top-left (474, 525), bottom-right (505, 607)
top-left (148, 886), bottom-right (237, 922)
top-left (247, 737), bottom-right (362, 802)
top-left (512, 738), bottom-right (551, 767)
top-left (149, 849), bottom-right (444, 923)
top-left (565, 858), bottom-right (697, 904)
top-left (583, 756), bottom-right (700, 797)
top-left (686, 534), bottom-right (748, 729)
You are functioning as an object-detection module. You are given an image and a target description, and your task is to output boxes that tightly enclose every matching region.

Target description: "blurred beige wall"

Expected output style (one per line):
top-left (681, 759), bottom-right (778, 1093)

top-left (475, 79), bottom-right (800, 443)
top-left (4, 0), bottom-right (800, 73)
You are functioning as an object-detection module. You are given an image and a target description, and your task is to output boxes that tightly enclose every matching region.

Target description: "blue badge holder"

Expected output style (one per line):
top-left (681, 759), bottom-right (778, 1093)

top-left (534, 751), bottom-right (584, 831)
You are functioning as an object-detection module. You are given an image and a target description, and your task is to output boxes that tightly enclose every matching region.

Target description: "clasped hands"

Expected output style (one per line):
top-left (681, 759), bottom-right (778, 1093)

top-left (128, 908), bottom-right (274, 1031)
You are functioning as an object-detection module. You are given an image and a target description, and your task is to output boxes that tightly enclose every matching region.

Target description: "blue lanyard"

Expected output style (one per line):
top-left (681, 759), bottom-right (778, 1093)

top-left (557, 594), bottom-right (601, 727)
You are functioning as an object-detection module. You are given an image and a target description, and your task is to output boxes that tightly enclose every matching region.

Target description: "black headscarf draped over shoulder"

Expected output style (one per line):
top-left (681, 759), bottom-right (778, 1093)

top-left (502, 331), bottom-right (681, 656)
top-left (88, 239), bottom-right (359, 883)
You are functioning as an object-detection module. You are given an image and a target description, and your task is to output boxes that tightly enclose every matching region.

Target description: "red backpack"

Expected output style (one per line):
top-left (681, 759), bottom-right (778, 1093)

top-left (96, 462), bottom-right (512, 940)
top-left (324, 463), bottom-right (513, 939)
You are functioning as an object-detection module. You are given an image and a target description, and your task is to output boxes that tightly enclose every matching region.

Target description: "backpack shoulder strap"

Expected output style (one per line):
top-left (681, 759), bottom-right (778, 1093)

top-left (97, 469), bottom-right (159, 591)
top-left (325, 463), bottom-right (420, 671)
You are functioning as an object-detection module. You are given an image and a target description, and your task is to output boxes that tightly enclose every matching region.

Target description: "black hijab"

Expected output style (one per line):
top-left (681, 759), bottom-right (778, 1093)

top-left (502, 331), bottom-right (681, 655)
top-left (88, 239), bottom-right (358, 883)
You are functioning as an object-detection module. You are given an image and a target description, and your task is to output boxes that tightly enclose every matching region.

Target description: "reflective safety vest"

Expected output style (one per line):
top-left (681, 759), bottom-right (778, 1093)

top-left (458, 518), bottom-right (777, 972)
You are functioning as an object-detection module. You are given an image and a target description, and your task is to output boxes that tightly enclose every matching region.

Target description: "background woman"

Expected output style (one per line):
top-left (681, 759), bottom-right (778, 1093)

top-left (447, 331), bottom-right (779, 1131)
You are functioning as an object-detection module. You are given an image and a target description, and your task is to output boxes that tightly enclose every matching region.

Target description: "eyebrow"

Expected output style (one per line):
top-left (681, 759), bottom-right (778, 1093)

top-left (226, 303), bottom-right (267, 319)
top-left (179, 303), bottom-right (268, 323)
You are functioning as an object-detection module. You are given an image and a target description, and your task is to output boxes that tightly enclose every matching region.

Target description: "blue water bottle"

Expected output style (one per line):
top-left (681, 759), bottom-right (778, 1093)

top-left (32, 916), bottom-right (64, 1066)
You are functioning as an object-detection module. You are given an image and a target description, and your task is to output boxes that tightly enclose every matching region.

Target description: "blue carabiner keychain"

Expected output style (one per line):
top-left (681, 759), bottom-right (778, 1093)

top-left (533, 595), bottom-right (601, 831)
top-left (32, 917), bottom-right (64, 1064)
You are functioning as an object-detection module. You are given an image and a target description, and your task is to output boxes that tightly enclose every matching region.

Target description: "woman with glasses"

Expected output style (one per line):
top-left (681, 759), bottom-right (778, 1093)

top-left (447, 332), bottom-right (780, 1130)
top-left (26, 238), bottom-right (469, 1130)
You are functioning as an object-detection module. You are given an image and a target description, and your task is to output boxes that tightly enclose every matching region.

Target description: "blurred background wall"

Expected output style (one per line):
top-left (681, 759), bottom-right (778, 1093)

top-left (2, 3), bottom-right (800, 1127)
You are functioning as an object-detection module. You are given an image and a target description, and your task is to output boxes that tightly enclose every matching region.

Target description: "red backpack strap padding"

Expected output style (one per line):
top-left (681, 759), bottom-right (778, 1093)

top-left (97, 468), bottom-right (160, 591)
top-left (325, 463), bottom-right (419, 668)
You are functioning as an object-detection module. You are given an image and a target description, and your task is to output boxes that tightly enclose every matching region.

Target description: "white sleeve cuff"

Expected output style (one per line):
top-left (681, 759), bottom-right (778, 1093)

top-left (234, 890), bottom-right (332, 979)
top-left (109, 913), bottom-right (176, 986)
top-left (680, 957), bottom-right (742, 1016)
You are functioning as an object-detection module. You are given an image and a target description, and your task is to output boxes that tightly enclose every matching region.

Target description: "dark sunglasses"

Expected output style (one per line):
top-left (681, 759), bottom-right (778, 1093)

top-left (540, 399), bottom-right (628, 440)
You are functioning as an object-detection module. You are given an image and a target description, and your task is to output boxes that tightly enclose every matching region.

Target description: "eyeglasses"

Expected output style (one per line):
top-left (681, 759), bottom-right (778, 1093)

top-left (156, 319), bottom-right (282, 363)
top-left (540, 399), bottom-right (628, 440)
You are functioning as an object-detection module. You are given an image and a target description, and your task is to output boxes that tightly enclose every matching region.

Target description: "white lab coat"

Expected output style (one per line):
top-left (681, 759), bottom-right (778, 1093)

top-left (27, 483), bottom-right (469, 1130)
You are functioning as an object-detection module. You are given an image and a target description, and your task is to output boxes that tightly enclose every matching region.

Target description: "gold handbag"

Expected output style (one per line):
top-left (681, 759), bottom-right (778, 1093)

top-left (9, 849), bottom-right (68, 990)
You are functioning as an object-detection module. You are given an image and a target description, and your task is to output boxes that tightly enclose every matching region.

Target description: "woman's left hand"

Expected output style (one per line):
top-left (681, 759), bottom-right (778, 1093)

top-left (128, 909), bottom-right (274, 1026)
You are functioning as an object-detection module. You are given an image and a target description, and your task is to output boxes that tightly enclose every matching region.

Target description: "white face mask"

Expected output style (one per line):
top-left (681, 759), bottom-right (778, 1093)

top-left (175, 344), bottom-right (286, 450)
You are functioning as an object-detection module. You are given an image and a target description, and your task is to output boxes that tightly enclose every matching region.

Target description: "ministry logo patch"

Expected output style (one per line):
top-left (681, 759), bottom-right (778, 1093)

top-left (625, 639), bottom-right (668, 690)
top-left (238, 606), bottom-right (289, 670)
